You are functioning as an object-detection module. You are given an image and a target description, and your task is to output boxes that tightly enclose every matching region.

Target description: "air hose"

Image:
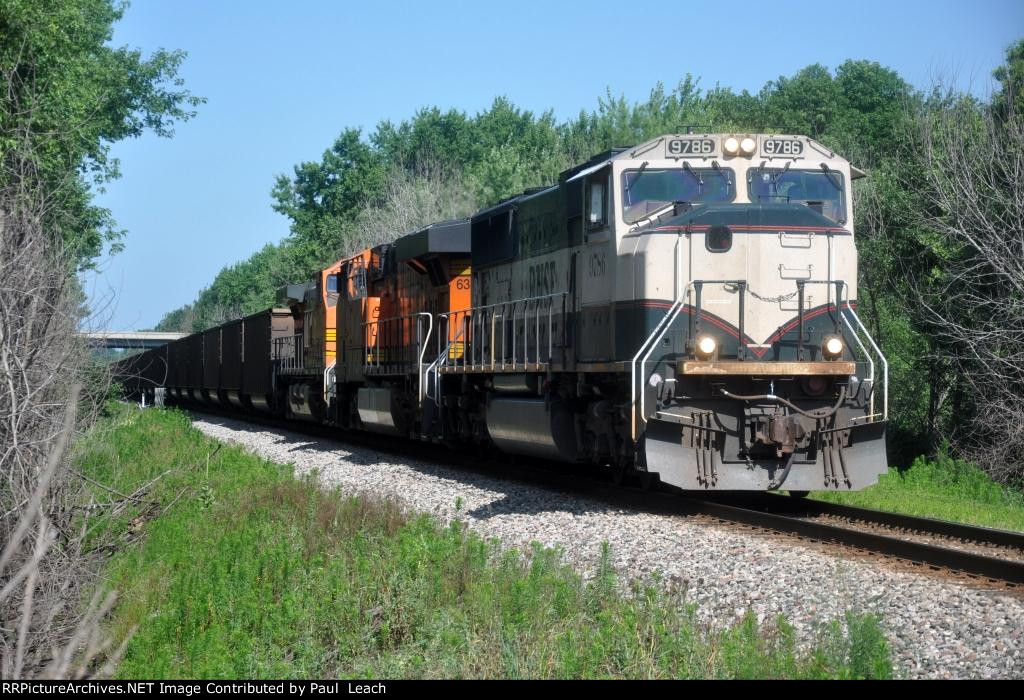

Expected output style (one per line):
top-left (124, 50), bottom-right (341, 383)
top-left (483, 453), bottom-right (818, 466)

top-left (766, 452), bottom-right (795, 490)
top-left (717, 385), bottom-right (847, 419)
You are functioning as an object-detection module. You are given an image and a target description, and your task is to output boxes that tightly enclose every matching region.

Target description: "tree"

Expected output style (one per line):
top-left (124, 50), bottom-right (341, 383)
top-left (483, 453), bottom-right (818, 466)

top-left (992, 39), bottom-right (1024, 123)
top-left (372, 106), bottom-right (475, 174)
top-left (0, 0), bottom-right (203, 269)
top-left (832, 60), bottom-right (913, 166)
top-left (1, 0), bottom-right (201, 676)
top-left (903, 89), bottom-right (1024, 481)
top-left (270, 128), bottom-right (387, 264)
top-left (760, 64), bottom-right (838, 138)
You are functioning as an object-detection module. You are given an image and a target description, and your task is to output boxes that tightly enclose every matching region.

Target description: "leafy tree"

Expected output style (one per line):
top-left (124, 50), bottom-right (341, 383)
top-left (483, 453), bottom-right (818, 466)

top-left (0, 0), bottom-right (201, 673)
top-left (992, 38), bottom-right (1024, 123)
top-left (760, 64), bottom-right (838, 138)
top-left (373, 106), bottom-right (475, 173)
top-left (832, 60), bottom-right (913, 165)
top-left (0, 0), bottom-right (203, 269)
top-left (270, 128), bottom-right (387, 263)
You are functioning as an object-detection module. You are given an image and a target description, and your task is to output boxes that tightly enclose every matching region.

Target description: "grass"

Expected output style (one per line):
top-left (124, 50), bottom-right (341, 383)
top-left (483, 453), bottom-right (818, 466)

top-left (810, 454), bottom-right (1024, 532)
top-left (77, 404), bottom-right (892, 679)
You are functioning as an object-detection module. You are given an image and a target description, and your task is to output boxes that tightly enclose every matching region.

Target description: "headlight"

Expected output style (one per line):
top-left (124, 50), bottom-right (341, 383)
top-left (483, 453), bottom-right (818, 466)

top-left (696, 335), bottom-right (717, 358)
top-left (723, 137), bottom-right (739, 155)
top-left (823, 335), bottom-right (844, 359)
top-left (740, 137), bottom-right (756, 155)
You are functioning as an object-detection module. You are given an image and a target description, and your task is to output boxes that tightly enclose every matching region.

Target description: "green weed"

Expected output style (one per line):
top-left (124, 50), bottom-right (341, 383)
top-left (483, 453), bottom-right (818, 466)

top-left (811, 453), bottom-right (1024, 531)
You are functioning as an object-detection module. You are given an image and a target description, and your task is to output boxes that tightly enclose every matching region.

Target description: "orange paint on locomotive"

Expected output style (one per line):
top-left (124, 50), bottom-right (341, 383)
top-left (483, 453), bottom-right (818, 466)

top-left (320, 260), bottom-right (342, 367)
top-left (447, 259), bottom-right (471, 358)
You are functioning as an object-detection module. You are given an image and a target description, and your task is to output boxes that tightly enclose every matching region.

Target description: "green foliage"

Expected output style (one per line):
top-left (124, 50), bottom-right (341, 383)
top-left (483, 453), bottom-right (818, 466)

top-left (853, 41), bottom-right (1024, 473)
top-left (813, 453), bottom-right (1024, 531)
top-left (79, 407), bottom-right (893, 679)
top-left (992, 39), bottom-right (1024, 123)
top-left (0, 0), bottom-right (202, 268)
top-left (271, 128), bottom-right (388, 255)
top-left (154, 242), bottom-right (291, 331)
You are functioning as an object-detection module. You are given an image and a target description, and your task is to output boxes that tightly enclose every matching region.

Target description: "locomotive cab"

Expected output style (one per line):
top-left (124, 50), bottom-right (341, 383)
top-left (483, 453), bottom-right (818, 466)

top-left (603, 134), bottom-right (887, 491)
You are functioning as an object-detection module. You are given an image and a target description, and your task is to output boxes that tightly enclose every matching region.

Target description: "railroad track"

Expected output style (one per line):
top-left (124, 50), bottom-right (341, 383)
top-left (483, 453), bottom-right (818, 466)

top-left (772, 498), bottom-right (1024, 559)
top-left (182, 404), bottom-right (1024, 589)
top-left (681, 497), bottom-right (1024, 588)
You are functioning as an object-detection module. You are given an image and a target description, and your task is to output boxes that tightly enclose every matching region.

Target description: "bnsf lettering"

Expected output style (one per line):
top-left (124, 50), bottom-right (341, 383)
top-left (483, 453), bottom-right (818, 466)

top-left (528, 261), bottom-right (558, 296)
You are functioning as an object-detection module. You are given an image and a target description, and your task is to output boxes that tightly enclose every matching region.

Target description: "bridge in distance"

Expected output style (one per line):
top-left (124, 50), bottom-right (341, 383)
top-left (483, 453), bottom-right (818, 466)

top-left (80, 331), bottom-right (185, 349)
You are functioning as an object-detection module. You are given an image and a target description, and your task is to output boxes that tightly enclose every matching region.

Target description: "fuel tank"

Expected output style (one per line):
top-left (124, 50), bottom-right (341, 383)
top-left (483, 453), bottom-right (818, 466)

top-left (357, 387), bottom-right (404, 435)
top-left (485, 396), bottom-right (578, 462)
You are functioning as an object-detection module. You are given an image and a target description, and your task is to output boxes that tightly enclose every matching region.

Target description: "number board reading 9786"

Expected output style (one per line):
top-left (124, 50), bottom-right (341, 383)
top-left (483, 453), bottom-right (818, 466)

top-left (762, 138), bottom-right (804, 156)
top-left (666, 138), bottom-right (715, 157)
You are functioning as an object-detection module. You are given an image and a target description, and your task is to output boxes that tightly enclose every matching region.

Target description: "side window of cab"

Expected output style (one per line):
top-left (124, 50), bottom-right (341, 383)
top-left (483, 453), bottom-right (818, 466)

top-left (326, 273), bottom-right (340, 307)
top-left (585, 167), bottom-right (611, 242)
top-left (347, 265), bottom-right (367, 300)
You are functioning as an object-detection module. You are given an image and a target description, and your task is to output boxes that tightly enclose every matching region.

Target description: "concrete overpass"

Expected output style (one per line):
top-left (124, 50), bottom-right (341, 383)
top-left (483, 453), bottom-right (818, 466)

top-left (80, 331), bottom-right (186, 349)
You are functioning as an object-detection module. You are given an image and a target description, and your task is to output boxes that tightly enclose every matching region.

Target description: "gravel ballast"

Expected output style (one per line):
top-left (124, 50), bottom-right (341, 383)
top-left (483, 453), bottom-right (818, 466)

top-left (190, 414), bottom-right (1024, 679)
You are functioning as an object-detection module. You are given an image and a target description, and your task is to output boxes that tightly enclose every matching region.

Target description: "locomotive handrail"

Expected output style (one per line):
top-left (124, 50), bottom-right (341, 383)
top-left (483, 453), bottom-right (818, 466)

top-left (323, 361), bottom-right (336, 405)
top-left (416, 312), bottom-right (433, 403)
top-left (630, 236), bottom-right (685, 441)
top-left (441, 291), bottom-right (568, 322)
top-left (793, 279), bottom-right (880, 417)
top-left (423, 321), bottom-right (467, 404)
top-left (435, 291), bottom-right (566, 373)
top-left (362, 311), bottom-right (433, 379)
top-left (630, 272), bottom-right (890, 442)
top-left (839, 311), bottom-right (876, 414)
top-left (838, 285), bottom-right (888, 419)
top-left (631, 281), bottom-right (695, 442)
top-left (490, 313), bottom-right (502, 367)
top-left (800, 279), bottom-right (889, 419)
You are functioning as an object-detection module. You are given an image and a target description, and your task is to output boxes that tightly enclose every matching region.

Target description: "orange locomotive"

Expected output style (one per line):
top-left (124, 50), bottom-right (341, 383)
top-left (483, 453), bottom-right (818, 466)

top-left (270, 220), bottom-right (472, 433)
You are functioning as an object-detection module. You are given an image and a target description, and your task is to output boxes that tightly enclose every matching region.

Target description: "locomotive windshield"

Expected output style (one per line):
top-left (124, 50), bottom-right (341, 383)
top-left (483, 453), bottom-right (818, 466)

top-left (748, 168), bottom-right (846, 223)
top-left (621, 167), bottom-right (734, 224)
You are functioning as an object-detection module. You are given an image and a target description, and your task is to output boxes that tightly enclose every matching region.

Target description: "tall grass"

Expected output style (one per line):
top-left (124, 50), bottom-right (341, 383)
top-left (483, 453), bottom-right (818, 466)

top-left (79, 406), bottom-right (892, 679)
top-left (812, 454), bottom-right (1024, 531)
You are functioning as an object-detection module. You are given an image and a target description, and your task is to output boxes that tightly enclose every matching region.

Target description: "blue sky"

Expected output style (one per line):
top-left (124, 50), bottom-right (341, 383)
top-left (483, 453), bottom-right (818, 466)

top-left (83, 0), bottom-right (1024, 330)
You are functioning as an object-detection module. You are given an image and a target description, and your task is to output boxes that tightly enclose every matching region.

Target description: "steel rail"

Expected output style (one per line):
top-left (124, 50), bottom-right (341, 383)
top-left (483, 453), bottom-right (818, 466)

top-left (776, 497), bottom-right (1024, 549)
top-left (688, 498), bottom-right (1024, 586)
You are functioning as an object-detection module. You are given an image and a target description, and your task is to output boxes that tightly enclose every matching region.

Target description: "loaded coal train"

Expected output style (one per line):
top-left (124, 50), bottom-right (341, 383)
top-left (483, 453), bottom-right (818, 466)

top-left (118, 133), bottom-right (889, 492)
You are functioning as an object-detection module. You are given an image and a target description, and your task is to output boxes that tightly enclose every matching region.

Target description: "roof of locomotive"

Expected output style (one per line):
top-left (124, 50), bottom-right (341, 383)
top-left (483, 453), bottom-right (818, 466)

top-left (559, 147), bottom-right (630, 181)
top-left (394, 218), bottom-right (471, 262)
top-left (276, 281), bottom-right (316, 306)
top-left (560, 133), bottom-right (863, 179)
